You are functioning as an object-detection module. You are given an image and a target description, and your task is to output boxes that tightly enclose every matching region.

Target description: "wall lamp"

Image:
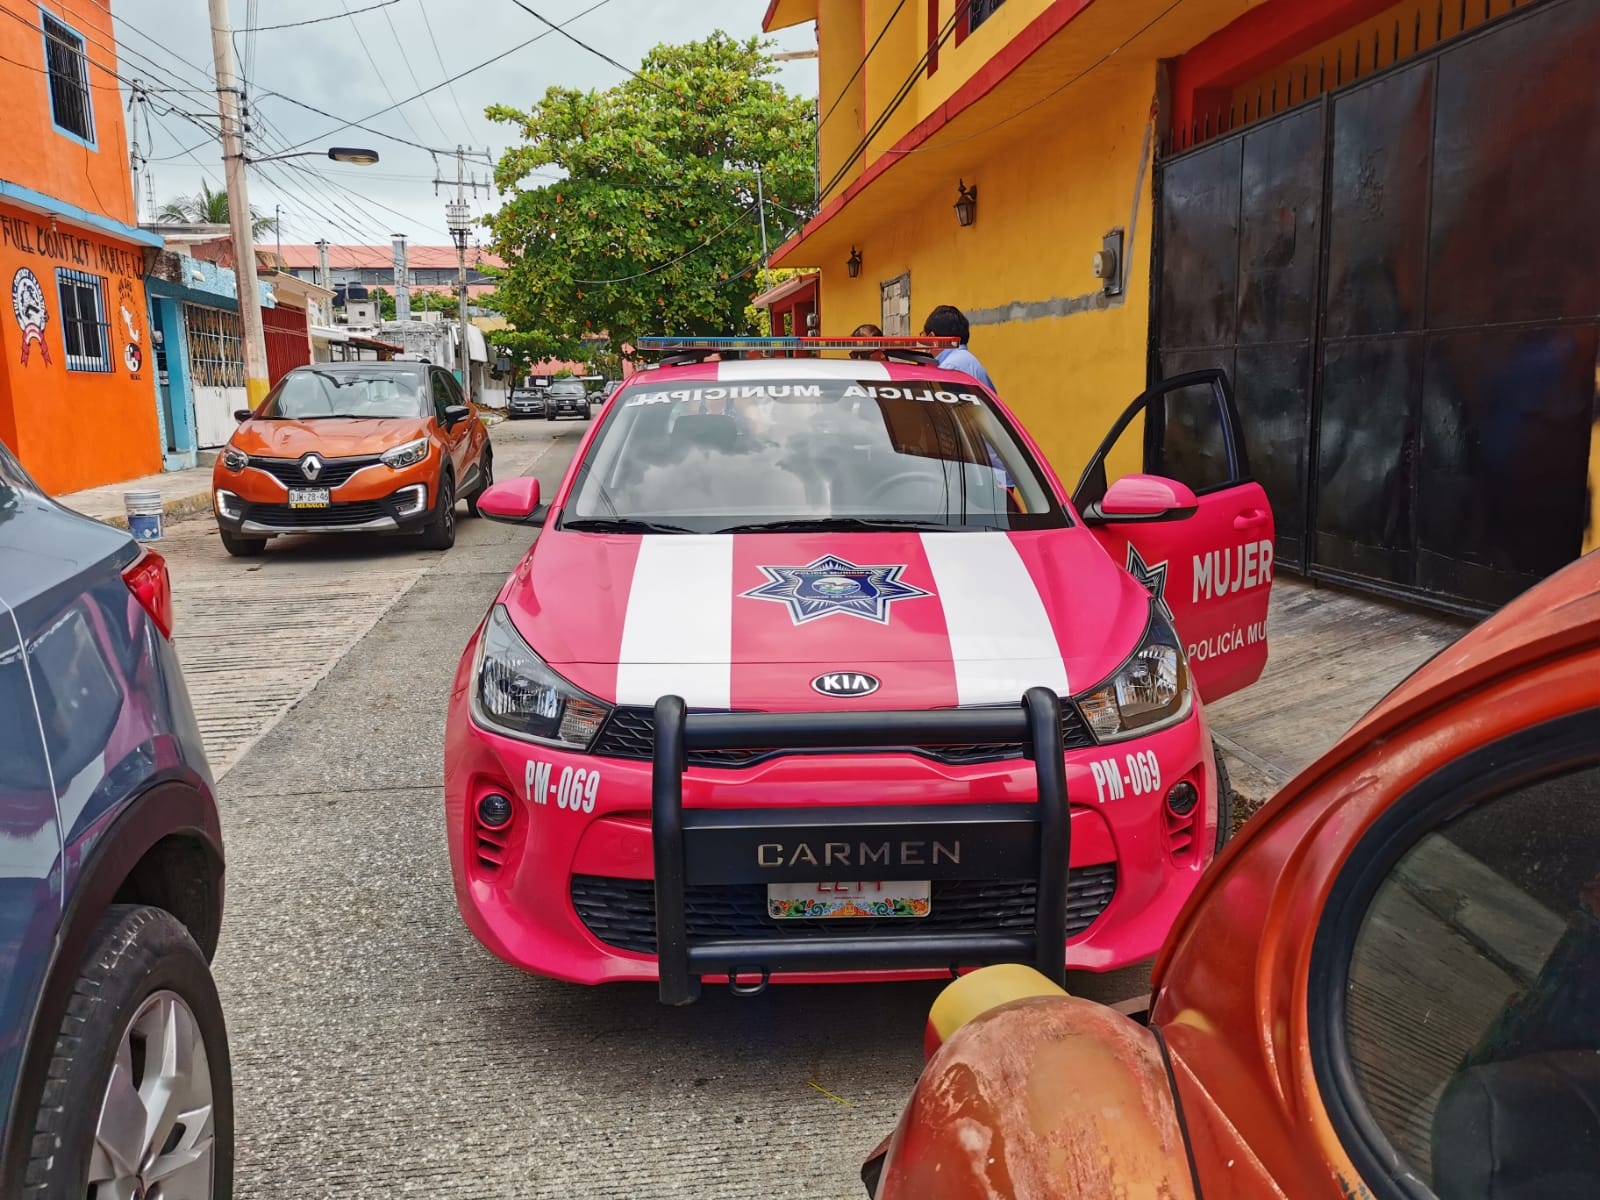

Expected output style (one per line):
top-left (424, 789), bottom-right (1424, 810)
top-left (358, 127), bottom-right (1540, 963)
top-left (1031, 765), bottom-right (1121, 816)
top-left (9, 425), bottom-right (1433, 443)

top-left (846, 247), bottom-right (862, 278)
top-left (954, 180), bottom-right (977, 228)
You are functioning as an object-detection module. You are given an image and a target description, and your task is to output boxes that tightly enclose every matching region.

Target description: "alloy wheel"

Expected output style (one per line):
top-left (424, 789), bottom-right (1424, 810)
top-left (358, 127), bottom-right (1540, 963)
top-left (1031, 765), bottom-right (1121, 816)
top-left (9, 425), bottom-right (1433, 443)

top-left (89, 990), bottom-right (216, 1200)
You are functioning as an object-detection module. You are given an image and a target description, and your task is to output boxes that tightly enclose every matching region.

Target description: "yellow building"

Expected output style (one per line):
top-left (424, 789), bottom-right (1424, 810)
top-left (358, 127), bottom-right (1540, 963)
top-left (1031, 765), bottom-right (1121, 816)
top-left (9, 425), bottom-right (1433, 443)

top-left (765, 0), bottom-right (1600, 615)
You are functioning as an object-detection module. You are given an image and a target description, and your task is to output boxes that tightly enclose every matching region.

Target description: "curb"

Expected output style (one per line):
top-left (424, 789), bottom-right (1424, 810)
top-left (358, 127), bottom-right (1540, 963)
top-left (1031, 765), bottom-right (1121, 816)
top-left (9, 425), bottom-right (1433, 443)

top-left (75, 488), bottom-right (213, 532)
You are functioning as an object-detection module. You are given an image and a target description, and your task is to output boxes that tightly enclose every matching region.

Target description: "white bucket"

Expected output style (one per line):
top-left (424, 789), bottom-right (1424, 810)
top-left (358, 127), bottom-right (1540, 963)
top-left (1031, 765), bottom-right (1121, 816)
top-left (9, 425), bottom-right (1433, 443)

top-left (124, 490), bottom-right (164, 541)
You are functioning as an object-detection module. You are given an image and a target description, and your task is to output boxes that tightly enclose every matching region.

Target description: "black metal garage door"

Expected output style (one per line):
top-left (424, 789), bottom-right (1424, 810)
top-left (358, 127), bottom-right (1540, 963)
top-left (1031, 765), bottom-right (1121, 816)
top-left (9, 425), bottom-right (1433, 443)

top-left (1153, 0), bottom-right (1600, 614)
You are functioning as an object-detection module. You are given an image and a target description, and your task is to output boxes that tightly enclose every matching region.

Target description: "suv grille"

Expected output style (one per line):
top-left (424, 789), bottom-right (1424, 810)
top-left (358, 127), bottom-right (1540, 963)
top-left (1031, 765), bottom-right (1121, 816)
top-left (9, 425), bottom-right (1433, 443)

top-left (248, 454), bottom-right (382, 489)
top-left (588, 704), bottom-right (1096, 767)
top-left (571, 865), bottom-right (1118, 956)
top-left (242, 499), bottom-right (390, 528)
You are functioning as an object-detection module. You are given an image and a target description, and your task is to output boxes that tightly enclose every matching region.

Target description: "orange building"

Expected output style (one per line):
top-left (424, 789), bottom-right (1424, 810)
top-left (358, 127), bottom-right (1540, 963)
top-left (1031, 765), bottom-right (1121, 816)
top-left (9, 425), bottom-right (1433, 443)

top-left (0, 1), bottom-right (164, 494)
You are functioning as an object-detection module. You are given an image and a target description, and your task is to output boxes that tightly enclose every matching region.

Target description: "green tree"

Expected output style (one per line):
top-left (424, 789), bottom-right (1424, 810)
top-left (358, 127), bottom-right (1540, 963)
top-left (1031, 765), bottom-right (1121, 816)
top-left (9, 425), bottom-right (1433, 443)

top-left (156, 181), bottom-right (276, 237)
top-left (485, 33), bottom-right (815, 359)
top-left (368, 287), bottom-right (398, 320)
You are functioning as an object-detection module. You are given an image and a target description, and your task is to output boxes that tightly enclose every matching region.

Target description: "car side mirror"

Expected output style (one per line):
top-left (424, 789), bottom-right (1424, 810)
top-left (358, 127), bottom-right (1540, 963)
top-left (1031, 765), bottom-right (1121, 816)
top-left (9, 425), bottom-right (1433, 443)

top-left (444, 404), bottom-right (470, 426)
top-left (233, 409), bottom-right (253, 422)
top-left (477, 478), bottom-right (546, 526)
top-left (1081, 474), bottom-right (1199, 524)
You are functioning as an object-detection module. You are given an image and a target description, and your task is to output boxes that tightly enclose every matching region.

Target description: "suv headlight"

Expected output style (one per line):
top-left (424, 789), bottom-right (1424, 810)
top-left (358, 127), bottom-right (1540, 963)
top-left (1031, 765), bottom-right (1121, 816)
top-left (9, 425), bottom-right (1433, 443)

top-left (1076, 607), bottom-right (1192, 742)
top-left (471, 605), bottom-right (610, 749)
top-left (221, 446), bottom-right (248, 472)
top-left (381, 437), bottom-right (430, 469)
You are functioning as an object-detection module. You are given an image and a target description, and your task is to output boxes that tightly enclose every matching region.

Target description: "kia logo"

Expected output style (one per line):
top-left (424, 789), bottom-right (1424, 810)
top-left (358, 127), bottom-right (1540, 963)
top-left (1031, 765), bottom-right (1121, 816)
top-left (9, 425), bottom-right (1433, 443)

top-left (811, 671), bottom-right (880, 698)
top-left (301, 453), bottom-right (324, 482)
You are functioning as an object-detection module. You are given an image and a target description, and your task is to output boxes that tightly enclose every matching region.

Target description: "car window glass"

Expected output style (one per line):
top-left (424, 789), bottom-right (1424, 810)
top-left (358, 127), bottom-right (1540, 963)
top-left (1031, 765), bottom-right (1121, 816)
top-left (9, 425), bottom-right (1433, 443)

top-left (1344, 761), bottom-right (1600, 1197)
top-left (28, 605), bottom-right (123, 786)
top-left (256, 370), bottom-right (425, 420)
top-left (443, 372), bottom-right (466, 406)
top-left (430, 372), bottom-right (453, 423)
top-left (568, 377), bottom-right (1065, 532)
top-left (1150, 381), bottom-right (1232, 493)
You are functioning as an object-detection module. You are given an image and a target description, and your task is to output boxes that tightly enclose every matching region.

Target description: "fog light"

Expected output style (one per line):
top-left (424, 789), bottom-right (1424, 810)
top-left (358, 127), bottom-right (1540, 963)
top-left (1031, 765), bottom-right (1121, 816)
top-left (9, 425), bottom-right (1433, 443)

top-left (393, 483), bottom-right (427, 517)
top-left (214, 490), bottom-right (242, 520)
top-left (477, 793), bottom-right (514, 828)
top-left (1165, 781), bottom-right (1199, 817)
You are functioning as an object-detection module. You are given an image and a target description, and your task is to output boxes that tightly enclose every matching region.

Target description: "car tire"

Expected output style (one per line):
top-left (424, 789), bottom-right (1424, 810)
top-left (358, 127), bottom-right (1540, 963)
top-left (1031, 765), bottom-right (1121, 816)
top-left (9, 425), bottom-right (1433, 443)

top-left (22, 905), bottom-right (233, 1200)
top-left (465, 450), bottom-right (493, 517)
top-left (218, 529), bottom-right (265, 557)
top-left (419, 472), bottom-right (456, 550)
top-left (1212, 737), bottom-right (1236, 853)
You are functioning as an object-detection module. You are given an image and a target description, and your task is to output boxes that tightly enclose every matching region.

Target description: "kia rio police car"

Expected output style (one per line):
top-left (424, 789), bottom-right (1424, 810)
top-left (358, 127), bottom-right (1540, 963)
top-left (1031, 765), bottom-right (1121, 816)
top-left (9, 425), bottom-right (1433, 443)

top-left (443, 337), bottom-right (1275, 1001)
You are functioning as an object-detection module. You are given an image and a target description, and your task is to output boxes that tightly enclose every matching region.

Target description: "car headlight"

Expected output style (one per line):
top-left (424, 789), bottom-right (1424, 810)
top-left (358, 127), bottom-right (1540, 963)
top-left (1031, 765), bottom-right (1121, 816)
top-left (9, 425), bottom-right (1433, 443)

top-left (381, 437), bottom-right (430, 469)
top-left (1076, 607), bottom-right (1192, 743)
top-left (472, 605), bottom-right (610, 749)
top-left (221, 446), bottom-right (248, 472)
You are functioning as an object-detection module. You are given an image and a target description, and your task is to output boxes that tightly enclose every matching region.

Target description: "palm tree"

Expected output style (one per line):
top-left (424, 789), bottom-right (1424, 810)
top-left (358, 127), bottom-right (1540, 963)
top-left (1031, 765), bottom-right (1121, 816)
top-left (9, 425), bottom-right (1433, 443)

top-left (155, 182), bottom-right (276, 237)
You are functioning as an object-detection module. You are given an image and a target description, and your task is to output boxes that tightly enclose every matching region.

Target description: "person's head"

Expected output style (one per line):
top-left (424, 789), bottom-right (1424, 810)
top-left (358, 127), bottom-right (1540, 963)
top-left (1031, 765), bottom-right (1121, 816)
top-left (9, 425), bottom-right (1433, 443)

top-left (922, 305), bottom-right (970, 345)
top-left (850, 323), bottom-right (884, 360)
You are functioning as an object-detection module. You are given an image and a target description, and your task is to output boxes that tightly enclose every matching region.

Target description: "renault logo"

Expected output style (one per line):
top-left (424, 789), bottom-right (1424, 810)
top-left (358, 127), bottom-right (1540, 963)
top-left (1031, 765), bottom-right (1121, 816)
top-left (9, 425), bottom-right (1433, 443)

top-left (300, 453), bottom-right (324, 482)
top-left (811, 671), bottom-right (880, 698)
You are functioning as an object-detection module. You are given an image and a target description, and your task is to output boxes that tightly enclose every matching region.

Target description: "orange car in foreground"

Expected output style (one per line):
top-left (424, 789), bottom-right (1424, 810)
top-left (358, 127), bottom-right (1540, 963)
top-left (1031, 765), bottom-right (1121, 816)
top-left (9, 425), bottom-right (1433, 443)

top-left (865, 550), bottom-right (1600, 1200)
top-left (211, 361), bottom-right (492, 556)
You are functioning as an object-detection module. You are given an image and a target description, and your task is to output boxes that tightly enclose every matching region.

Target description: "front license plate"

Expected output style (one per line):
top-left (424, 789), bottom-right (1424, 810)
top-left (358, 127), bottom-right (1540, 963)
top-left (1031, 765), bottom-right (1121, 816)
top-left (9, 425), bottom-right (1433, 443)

top-left (288, 488), bottom-right (329, 508)
top-left (767, 881), bottom-right (931, 920)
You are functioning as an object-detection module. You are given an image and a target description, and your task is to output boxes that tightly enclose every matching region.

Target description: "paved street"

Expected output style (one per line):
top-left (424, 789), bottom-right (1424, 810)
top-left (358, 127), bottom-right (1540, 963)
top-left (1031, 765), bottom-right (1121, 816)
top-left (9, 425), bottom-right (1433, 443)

top-left (136, 414), bottom-right (1466, 1198)
top-left (158, 419), bottom-right (942, 1198)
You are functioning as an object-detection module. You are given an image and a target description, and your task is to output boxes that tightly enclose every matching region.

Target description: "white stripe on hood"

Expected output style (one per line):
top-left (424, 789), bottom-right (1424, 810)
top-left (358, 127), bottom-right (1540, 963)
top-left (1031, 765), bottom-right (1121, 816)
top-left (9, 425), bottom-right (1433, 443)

top-left (919, 532), bottom-right (1069, 704)
top-left (616, 535), bottom-right (734, 708)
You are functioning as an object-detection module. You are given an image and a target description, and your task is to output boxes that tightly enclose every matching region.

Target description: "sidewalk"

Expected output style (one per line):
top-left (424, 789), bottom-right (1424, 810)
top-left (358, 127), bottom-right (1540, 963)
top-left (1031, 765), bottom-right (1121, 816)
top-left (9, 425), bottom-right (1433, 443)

top-left (56, 462), bottom-right (216, 530)
top-left (1207, 579), bottom-right (1472, 820)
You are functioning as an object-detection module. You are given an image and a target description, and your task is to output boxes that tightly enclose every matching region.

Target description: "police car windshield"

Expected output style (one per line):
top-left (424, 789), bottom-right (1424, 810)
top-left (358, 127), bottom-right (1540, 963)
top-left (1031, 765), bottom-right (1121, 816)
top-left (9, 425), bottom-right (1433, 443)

top-left (564, 376), bottom-right (1066, 533)
top-left (256, 370), bottom-right (426, 420)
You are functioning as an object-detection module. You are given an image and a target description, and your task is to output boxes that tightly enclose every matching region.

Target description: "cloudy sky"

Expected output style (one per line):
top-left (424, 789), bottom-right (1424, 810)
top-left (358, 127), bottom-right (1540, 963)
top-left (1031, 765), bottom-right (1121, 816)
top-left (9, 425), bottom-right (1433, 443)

top-left (113, 0), bottom-right (817, 248)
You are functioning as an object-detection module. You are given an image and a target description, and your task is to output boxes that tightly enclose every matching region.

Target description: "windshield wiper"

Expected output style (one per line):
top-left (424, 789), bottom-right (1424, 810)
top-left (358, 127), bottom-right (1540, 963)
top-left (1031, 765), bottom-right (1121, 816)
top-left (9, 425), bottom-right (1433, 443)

top-left (561, 517), bottom-right (697, 535)
top-left (715, 517), bottom-right (959, 533)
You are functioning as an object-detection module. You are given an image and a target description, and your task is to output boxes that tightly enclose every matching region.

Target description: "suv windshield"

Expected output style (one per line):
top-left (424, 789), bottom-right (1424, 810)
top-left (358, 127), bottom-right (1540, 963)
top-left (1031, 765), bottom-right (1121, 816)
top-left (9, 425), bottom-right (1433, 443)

top-left (563, 375), bottom-right (1066, 532)
top-left (548, 382), bottom-right (586, 397)
top-left (256, 369), bottom-right (426, 420)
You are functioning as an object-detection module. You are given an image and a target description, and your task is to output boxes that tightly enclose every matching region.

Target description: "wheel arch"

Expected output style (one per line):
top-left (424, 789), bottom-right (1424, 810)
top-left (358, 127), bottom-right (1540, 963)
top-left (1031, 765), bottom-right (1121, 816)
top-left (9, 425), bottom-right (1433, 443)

top-left (1, 778), bottom-right (223, 1193)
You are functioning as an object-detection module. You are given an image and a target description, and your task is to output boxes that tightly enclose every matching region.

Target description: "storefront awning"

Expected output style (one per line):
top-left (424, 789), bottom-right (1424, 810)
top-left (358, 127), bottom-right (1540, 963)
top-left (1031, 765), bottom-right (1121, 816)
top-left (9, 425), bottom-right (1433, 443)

top-left (750, 272), bottom-right (820, 309)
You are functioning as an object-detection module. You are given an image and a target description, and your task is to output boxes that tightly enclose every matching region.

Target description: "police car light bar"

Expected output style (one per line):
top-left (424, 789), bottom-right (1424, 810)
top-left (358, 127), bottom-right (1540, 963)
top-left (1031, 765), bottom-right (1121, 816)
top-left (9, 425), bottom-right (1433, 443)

top-left (635, 336), bottom-right (961, 354)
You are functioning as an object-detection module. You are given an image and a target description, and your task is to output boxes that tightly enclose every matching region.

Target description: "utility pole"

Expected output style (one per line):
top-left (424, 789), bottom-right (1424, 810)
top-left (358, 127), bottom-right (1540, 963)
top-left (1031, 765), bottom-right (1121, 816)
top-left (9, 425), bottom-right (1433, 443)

top-left (275, 204), bottom-right (282, 269)
top-left (755, 162), bottom-right (770, 268)
top-left (315, 238), bottom-right (330, 291)
top-left (208, 0), bottom-right (269, 409)
top-left (433, 146), bottom-right (491, 402)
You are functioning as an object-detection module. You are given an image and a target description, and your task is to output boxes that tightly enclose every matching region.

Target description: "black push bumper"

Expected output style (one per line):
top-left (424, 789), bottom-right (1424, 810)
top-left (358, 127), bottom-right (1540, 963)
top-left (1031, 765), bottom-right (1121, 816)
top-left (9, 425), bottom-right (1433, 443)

top-left (649, 688), bottom-right (1070, 1005)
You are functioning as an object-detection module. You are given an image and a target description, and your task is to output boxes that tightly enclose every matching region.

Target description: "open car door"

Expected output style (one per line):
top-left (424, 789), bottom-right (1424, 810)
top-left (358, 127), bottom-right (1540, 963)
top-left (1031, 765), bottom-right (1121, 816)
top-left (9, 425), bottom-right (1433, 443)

top-left (1073, 370), bottom-right (1273, 702)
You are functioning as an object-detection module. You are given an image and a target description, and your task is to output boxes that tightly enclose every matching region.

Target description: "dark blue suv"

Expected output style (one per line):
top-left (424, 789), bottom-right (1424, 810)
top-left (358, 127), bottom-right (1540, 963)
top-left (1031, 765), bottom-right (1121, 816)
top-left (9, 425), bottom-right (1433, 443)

top-left (0, 444), bottom-right (231, 1198)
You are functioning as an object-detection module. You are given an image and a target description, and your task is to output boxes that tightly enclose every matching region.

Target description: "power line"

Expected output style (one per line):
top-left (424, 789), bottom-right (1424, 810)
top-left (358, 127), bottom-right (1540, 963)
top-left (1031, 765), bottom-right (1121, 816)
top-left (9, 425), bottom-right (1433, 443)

top-left (380, 1), bottom-right (456, 144)
top-left (338, 0), bottom-right (431, 146)
top-left (816, 0), bottom-right (909, 132)
top-left (271, 0), bottom-right (615, 154)
top-left (253, 0), bottom-right (401, 31)
top-left (415, 0), bottom-right (477, 142)
top-left (574, 204), bottom-right (757, 285)
top-left (504, 0), bottom-right (664, 91)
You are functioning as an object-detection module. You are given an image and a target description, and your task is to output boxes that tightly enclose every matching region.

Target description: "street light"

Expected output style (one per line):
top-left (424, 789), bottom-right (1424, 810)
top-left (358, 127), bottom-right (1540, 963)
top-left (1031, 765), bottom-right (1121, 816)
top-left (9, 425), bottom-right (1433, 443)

top-left (246, 146), bottom-right (381, 165)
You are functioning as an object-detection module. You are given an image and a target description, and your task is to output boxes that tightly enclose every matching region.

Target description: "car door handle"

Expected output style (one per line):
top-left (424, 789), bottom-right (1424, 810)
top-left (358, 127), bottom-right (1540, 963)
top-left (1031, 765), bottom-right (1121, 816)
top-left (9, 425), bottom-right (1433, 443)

top-left (1233, 508), bottom-right (1270, 531)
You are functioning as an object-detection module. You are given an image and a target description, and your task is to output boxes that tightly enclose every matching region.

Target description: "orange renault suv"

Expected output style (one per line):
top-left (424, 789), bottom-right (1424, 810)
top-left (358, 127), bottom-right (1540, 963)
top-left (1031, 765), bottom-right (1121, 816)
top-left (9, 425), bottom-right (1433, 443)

top-left (211, 361), bottom-right (493, 556)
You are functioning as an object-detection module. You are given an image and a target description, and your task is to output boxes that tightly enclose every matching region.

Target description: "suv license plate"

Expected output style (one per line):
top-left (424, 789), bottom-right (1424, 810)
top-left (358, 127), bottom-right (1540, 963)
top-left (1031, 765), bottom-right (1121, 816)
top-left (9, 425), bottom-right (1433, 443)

top-left (767, 881), bottom-right (931, 920)
top-left (288, 488), bottom-right (330, 508)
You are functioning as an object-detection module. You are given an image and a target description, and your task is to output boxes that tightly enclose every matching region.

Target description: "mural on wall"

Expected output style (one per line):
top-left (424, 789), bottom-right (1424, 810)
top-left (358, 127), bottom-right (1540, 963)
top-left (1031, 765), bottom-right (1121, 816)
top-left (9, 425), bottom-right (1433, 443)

top-left (118, 277), bottom-right (142, 377)
top-left (11, 267), bottom-right (49, 366)
top-left (2, 212), bottom-right (145, 373)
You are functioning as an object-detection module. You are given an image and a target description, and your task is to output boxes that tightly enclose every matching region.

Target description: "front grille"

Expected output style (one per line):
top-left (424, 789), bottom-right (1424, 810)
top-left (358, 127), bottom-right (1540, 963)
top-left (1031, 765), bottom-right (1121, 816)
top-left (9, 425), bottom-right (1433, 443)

top-left (248, 454), bottom-right (382, 488)
top-left (571, 865), bottom-right (1118, 956)
top-left (589, 704), bottom-right (1096, 767)
top-left (242, 499), bottom-right (390, 528)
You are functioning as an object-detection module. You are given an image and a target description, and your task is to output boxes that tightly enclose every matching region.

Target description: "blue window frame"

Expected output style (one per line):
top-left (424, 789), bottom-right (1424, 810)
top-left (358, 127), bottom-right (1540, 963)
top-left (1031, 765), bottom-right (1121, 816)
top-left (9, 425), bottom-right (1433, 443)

top-left (56, 269), bottom-right (112, 372)
top-left (41, 10), bottom-right (95, 148)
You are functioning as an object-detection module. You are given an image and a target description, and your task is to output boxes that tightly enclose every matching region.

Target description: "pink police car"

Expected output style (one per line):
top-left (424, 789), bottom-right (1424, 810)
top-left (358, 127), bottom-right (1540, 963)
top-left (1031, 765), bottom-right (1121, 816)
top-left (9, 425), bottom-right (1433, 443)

top-left (443, 337), bottom-right (1274, 1002)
